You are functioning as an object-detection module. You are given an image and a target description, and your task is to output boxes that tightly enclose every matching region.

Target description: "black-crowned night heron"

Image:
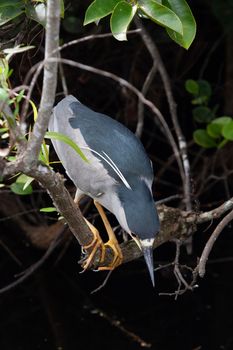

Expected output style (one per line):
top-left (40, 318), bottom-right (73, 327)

top-left (49, 95), bottom-right (160, 285)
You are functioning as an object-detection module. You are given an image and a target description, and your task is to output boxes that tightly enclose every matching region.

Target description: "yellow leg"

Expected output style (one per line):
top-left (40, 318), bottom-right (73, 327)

top-left (94, 201), bottom-right (123, 270)
top-left (81, 218), bottom-right (105, 270)
top-left (74, 191), bottom-right (123, 270)
top-left (74, 191), bottom-right (105, 270)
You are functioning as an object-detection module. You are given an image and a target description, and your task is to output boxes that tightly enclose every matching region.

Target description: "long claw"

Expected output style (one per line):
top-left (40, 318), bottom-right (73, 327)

top-left (78, 200), bottom-right (123, 271)
top-left (81, 219), bottom-right (105, 270)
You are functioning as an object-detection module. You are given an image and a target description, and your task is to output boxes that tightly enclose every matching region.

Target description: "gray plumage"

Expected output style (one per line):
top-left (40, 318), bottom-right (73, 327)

top-left (49, 95), bottom-right (160, 285)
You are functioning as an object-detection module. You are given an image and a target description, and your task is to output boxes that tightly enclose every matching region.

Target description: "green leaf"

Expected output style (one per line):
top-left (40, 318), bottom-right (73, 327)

top-left (0, 127), bottom-right (8, 133)
top-left (25, 2), bottom-right (46, 26)
top-left (84, 0), bottom-right (121, 25)
top-left (16, 89), bottom-right (25, 104)
top-left (212, 116), bottom-right (232, 126)
top-left (217, 139), bottom-right (228, 149)
top-left (207, 123), bottom-right (222, 139)
top-left (20, 175), bottom-right (34, 190)
top-left (192, 106), bottom-right (214, 123)
top-left (163, 0), bottom-right (196, 49)
top-left (222, 121), bottom-right (233, 141)
top-left (16, 174), bottom-right (34, 190)
top-left (0, 0), bottom-right (22, 5)
top-left (40, 143), bottom-right (50, 165)
top-left (40, 207), bottom-right (57, 213)
top-left (0, 57), bottom-right (9, 89)
top-left (0, 87), bottom-right (8, 101)
top-left (138, 0), bottom-right (183, 34)
top-left (10, 174), bottom-right (34, 195)
top-left (207, 117), bottom-right (232, 138)
top-left (193, 129), bottom-right (217, 148)
top-left (191, 96), bottom-right (208, 105)
top-left (6, 156), bottom-right (16, 161)
top-left (110, 1), bottom-right (137, 41)
top-left (60, 0), bottom-right (65, 19)
top-left (10, 182), bottom-right (33, 195)
top-left (0, 0), bottom-right (24, 26)
top-left (198, 80), bottom-right (212, 99)
top-left (45, 131), bottom-right (89, 163)
top-left (185, 79), bottom-right (199, 95)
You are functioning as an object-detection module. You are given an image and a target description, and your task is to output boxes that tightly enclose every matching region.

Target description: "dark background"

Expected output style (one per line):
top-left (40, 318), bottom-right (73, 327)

top-left (1, 1), bottom-right (233, 349)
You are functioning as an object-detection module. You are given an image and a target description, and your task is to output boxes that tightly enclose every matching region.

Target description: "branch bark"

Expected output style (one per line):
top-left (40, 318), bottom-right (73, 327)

top-left (198, 209), bottom-right (233, 277)
top-left (23, 0), bottom-right (61, 167)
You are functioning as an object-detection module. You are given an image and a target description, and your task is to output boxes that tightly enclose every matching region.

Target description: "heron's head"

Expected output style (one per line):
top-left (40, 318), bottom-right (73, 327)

top-left (97, 177), bottom-right (160, 286)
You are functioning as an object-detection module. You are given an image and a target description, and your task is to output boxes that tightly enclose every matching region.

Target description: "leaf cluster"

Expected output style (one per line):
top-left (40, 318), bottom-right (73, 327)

top-left (0, 0), bottom-right (64, 28)
top-left (84, 0), bottom-right (196, 49)
top-left (185, 79), bottom-right (233, 149)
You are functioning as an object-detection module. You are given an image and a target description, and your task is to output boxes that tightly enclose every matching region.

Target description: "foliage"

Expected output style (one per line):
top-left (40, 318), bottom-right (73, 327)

top-left (0, 46), bottom-right (87, 199)
top-left (185, 79), bottom-right (233, 149)
top-left (10, 174), bottom-right (34, 195)
top-left (0, 0), bottom-right (64, 28)
top-left (0, 0), bottom-right (24, 26)
top-left (40, 207), bottom-right (57, 212)
top-left (45, 132), bottom-right (88, 163)
top-left (0, 0), bottom-right (196, 48)
top-left (84, 0), bottom-right (196, 48)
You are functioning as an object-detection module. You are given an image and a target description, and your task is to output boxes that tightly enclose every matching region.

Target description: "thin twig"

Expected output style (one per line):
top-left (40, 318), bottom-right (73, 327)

top-left (156, 194), bottom-right (182, 205)
top-left (196, 197), bottom-right (233, 224)
top-left (136, 63), bottom-right (157, 137)
top-left (91, 270), bottom-right (113, 294)
top-left (92, 308), bottom-right (152, 348)
top-left (58, 51), bottom-right (68, 96)
top-left (198, 209), bottom-right (233, 277)
top-left (134, 17), bottom-right (192, 211)
top-left (21, 30), bottom-right (141, 121)
top-left (0, 239), bottom-right (22, 266)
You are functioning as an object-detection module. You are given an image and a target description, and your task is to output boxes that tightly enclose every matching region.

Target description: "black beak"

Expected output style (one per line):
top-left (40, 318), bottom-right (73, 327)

top-left (142, 245), bottom-right (155, 287)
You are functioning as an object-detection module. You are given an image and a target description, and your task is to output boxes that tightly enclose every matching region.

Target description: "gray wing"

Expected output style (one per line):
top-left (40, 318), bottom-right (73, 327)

top-left (49, 96), bottom-right (116, 196)
top-left (68, 97), bottom-right (153, 181)
top-left (49, 95), bottom-right (153, 195)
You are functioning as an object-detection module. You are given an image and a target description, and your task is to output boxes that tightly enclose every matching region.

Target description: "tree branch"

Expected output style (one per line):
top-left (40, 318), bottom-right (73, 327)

top-left (198, 209), bottom-right (233, 277)
top-left (134, 17), bottom-right (192, 211)
top-left (135, 63), bottom-right (157, 137)
top-left (23, 0), bottom-right (60, 168)
top-left (196, 197), bottom-right (233, 223)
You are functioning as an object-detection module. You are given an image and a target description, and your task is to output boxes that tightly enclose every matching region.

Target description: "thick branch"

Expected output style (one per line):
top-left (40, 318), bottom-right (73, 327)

top-left (96, 198), bottom-right (233, 267)
top-left (2, 155), bottom-right (233, 270)
top-left (26, 165), bottom-right (94, 247)
top-left (23, 0), bottom-right (60, 167)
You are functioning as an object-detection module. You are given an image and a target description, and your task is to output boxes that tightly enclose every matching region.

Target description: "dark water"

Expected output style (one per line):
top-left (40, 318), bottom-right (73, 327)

top-left (0, 235), bottom-right (233, 350)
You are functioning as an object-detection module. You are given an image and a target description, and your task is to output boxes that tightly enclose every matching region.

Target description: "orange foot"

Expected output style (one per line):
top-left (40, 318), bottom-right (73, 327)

top-left (81, 203), bottom-right (123, 271)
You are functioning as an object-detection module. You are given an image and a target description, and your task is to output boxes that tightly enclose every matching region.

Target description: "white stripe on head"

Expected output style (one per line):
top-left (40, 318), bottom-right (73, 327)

top-left (140, 238), bottom-right (155, 248)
